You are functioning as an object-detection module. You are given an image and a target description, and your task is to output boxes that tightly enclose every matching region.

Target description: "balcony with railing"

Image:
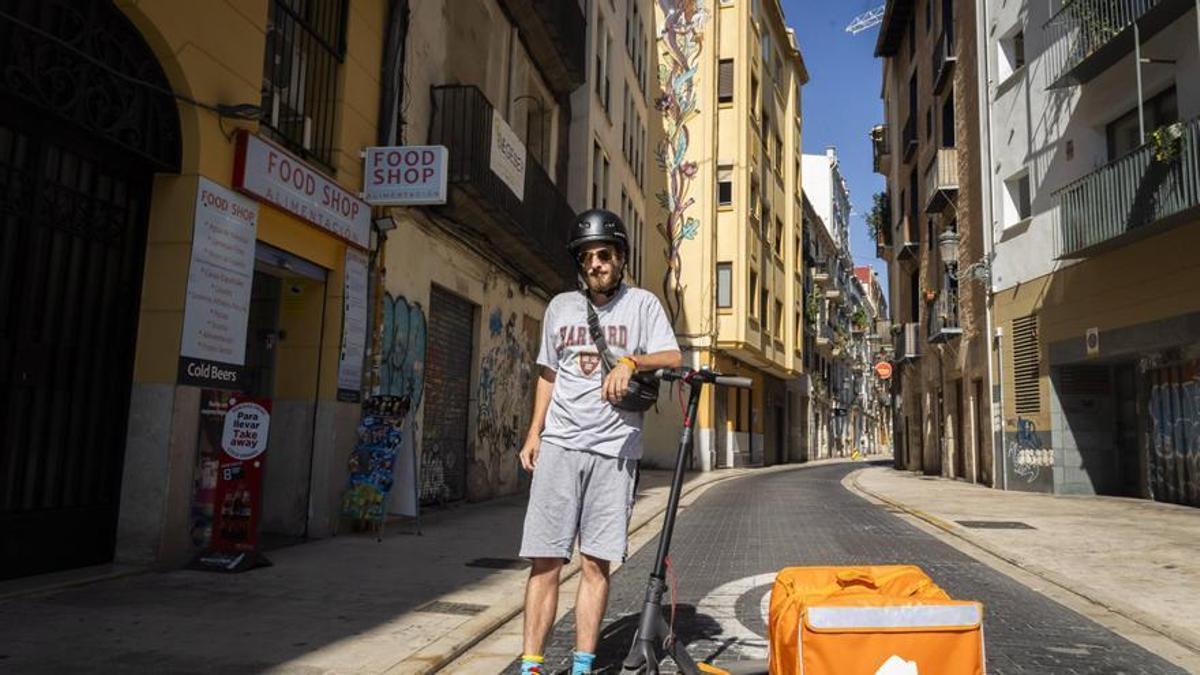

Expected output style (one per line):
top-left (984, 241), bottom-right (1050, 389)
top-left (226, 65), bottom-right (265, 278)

top-left (428, 85), bottom-right (576, 291)
top-left (1044, 0), bottom-right (1192, 89)
top-left (894, 322), bottom-right (922, 362)
top-left (1055, 117), bottom-right (1200, 258)
top-left (928, 287), bottom-right (962, 343)
top-left (925, 147), bottom-right (959, 213)
top-left (811, 260), bottom-right (830, 285)
top-left (932, 29), bottom-right (956, 94)
top-left (497, 0), bottom-right (586, 95)
top-left (902, 115), bottom-right (917, 163)
top-left (816, 322), bottom-right (832, 348)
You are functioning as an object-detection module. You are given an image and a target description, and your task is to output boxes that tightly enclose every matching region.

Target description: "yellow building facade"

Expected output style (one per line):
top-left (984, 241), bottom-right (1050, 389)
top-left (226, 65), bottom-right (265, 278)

top-left (642, 1), bottom-right (808, 470)
top-left (0, 0), bottom-right (388, 578)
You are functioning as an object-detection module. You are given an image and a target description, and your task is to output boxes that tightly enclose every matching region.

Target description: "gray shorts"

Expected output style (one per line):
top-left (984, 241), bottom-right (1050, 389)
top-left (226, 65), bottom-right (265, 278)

top-left (519, 441), bottom-right (639, 563)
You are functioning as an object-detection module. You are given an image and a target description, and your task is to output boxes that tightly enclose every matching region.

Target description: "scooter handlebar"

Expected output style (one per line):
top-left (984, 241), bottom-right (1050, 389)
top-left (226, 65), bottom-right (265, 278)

top-left (713, 375), bottom-right (753, 389)
top-left (654, 368), bottom-right (753, 389)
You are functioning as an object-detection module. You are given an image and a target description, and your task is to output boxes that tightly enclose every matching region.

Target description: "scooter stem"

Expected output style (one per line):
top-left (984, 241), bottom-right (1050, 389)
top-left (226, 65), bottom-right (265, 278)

top-left (623, 378), bottom-right (705, 673)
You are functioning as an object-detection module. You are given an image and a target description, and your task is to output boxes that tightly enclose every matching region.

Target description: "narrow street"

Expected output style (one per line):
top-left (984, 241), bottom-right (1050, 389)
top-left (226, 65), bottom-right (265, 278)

top-left (508, 463), bottom-right (1187, 674)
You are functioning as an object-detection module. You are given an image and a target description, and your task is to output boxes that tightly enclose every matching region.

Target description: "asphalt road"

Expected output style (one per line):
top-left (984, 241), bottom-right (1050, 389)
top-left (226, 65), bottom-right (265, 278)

top-left (506, 462), bottom-right (1186, 674)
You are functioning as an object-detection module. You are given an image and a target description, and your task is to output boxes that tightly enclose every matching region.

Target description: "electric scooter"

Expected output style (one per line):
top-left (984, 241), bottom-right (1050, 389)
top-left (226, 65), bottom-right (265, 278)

top-left (621, 367), bottom-right (766, 675)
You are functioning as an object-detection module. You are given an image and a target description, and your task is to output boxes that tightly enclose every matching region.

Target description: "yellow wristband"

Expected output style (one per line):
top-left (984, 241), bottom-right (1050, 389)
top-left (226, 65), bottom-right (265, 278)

top-left (618, 356), bottom-right (638, 371)
top-left (521, 654), bottom-right (545, 663)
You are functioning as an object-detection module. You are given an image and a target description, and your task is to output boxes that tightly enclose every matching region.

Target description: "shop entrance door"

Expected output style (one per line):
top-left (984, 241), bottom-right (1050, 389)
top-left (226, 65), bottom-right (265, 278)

top-left (246, 243), bottom-right (328, 545)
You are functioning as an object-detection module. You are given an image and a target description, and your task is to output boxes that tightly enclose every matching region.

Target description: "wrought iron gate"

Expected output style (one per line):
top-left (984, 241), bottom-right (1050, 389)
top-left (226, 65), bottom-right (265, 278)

top-left (0, 118), bottom-right (152, 578)
top-left (0, 0), bottom-right (180, 578)
top-left (419, 286), bottom-right (475, 504)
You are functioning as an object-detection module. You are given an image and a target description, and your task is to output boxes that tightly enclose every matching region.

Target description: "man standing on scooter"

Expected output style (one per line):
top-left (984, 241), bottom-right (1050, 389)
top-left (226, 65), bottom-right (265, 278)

top-left (517, 209), bottom-right (682, 675)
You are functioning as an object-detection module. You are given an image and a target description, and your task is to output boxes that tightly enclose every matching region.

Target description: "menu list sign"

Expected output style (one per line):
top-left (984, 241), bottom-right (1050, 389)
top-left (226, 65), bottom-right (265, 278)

top-left (337, 247), bottom-right (369, 400)
top-left (178, 178), bottom-right (258, 390)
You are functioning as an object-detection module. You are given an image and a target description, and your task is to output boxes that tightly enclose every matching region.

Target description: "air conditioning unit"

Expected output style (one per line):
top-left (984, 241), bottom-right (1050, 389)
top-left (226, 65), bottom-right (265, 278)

top-left (899, 322), bottom-right (921, 361)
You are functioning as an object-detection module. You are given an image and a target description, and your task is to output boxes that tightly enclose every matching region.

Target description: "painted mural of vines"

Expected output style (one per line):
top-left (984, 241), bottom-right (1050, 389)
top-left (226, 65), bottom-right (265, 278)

top-left (654, 0), bottom-right (708, 326)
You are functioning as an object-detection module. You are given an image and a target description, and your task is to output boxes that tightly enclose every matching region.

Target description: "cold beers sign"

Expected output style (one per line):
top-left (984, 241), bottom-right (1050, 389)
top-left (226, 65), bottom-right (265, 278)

top-left (233, 130), bottom-right (370, 249)
top-left (362, 145), bottom-right (448, 205)
top-left (178, 178), bottom-right (258, 390)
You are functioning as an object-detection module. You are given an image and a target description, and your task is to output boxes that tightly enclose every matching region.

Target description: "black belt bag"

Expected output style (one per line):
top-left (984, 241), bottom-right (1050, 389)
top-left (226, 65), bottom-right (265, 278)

top-left (585, 298), bottom-right (660, 412)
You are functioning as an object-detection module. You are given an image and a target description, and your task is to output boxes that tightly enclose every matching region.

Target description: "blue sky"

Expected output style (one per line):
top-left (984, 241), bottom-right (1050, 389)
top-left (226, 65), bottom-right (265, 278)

top-left (783, 0), bottom-right (888, 288)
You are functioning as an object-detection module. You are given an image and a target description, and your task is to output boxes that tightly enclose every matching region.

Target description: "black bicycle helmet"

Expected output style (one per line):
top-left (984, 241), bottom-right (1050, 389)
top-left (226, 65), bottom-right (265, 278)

top-left (567, 208), bottom-right (629, 257)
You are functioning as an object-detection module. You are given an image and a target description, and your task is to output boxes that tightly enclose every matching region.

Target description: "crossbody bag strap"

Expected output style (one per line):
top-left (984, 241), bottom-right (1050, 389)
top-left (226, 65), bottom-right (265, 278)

top-left (584, 298), bottom-right (619, 373)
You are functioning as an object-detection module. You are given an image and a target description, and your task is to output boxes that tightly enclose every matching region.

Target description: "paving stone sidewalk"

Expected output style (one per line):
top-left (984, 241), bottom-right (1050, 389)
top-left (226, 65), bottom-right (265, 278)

top-left (852, 465), bottom-right (1200, 656)
top-left (0, 463), bottom-right (806, 674)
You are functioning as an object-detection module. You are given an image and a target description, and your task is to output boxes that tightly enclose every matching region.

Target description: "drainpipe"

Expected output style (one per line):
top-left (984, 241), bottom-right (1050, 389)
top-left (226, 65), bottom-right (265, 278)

top-left (377, 0), bottom-right (409, 146)
top-left (977, 0), bottom-right (1004, 489)
top-left (1135, 22), bottom-right (1146, 144)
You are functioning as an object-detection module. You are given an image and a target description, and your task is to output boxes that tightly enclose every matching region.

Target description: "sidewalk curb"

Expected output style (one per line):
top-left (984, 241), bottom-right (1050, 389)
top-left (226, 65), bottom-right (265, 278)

top-left (403, 458), bottom-right (866, 674)
top-left (846, 468), bottom-right (1200, 657)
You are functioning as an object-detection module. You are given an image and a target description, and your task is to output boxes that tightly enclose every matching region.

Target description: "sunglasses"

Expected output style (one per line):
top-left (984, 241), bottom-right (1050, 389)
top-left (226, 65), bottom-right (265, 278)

top-left (578, 248), bottom-right (616, 265)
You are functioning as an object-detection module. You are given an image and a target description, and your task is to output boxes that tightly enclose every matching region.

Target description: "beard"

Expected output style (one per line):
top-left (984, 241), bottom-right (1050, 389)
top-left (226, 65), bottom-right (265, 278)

top-left (584, 265), bottom-right (622, 293)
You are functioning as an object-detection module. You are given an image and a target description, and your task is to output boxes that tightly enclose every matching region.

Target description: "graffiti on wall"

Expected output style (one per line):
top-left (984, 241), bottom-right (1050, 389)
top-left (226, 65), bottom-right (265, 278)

top-left (1146, 362), bottom-right (1200, 507)
top-left (470, 308), bottom-right (534, 500)
top-left (369, 294), bottom-right (427, 511)
top-left (654, 0), bottom-right (708, 326)
top-left (1008, 417), bottom-right (1053, 483)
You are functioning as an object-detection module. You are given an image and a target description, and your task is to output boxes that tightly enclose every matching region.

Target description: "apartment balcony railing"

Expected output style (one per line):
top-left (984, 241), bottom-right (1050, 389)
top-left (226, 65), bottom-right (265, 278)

top-left (497, 0), bottom-right (586, 95)
top-left (811, 261), bottom-right (830, 285)
top-left (871, 124), bottom-right (890, 175)
top-left (874, 319), bottom-right (894, 351)
top-left (895, 215), bottom-right (919, 263)
top-left (1055, 117), bottom-right (1200, 258)
top-left (927, 288), bottom-right (962, 343)
top-left (428, 85), bottom-right (576, 291)
top-left (816, 323), bottom-right (832, 347)
top-left (932, 29), bottom-right (956, 94)
top-left (894, 322), bottom-right (921, 362)
top-left (1044, 0), bottom-right (1192, 89)
top-left (902, 115), bottom-right (917, 163)
top-left (925, 147), bottom-right (959, 213)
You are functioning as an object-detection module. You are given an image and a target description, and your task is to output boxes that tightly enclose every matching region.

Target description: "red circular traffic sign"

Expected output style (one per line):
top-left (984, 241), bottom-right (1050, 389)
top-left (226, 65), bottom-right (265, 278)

top-left (874, 361), bottom-right (893, 380)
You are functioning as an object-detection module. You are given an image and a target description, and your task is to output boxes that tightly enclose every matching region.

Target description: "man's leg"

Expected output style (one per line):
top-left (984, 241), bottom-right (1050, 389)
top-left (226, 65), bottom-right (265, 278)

top-left (574, 553), bottom-right (611, 653)
top-left (523, 557), bottom-right (565, 656)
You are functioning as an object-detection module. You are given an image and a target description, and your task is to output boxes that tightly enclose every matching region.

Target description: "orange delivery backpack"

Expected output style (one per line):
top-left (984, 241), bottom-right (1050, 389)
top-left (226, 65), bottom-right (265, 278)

top-left (766, 565), bottom-right (985, 675)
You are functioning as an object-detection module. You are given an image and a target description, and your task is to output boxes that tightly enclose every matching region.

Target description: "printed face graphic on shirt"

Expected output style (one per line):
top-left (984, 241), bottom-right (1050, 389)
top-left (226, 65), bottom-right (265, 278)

top-left (578, 353), bottom-right (601, 376)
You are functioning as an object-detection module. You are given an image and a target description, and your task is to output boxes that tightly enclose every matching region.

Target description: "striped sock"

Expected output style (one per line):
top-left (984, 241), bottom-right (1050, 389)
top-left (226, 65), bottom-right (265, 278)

top-left (572, 651), bottom-right (596, 674)
top-left (520, 653), bottom-right (544, 675)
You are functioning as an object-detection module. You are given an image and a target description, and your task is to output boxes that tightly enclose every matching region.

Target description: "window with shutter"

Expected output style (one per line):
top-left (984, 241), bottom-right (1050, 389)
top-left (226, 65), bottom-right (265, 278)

top-left (1012, 315), bottom-right (1041, 415)
top-left (719, 59), bottom-right (734, 103)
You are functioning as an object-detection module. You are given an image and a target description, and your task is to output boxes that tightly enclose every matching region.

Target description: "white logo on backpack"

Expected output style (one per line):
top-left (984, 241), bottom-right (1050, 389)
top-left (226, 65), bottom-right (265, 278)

top-left (875, 655), bottom-right (919, 675)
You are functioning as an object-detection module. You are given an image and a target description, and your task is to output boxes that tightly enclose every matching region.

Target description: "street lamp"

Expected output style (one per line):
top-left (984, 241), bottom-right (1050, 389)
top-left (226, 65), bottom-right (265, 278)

top-left (938, 230), bottom-right (992, 284)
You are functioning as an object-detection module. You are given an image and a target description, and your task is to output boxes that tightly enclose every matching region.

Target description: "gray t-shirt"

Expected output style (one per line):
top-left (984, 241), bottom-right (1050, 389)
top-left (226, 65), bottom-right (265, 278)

top-left (536, 285), bottom-right (680, 459)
